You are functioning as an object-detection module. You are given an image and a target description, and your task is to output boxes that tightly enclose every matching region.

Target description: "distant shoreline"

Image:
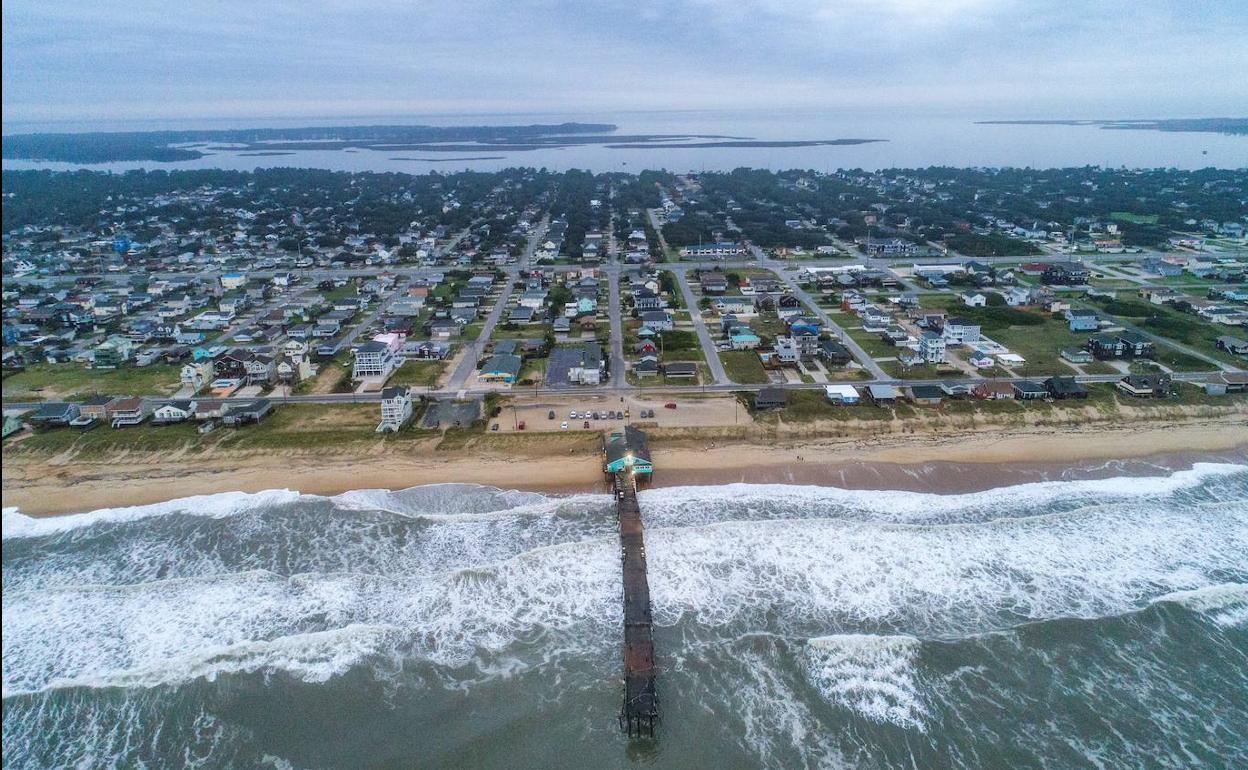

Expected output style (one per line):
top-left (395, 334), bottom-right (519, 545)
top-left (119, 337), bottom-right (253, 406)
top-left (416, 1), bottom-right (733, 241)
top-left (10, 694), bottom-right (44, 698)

top-left (390, 155), bottom-right (507, 162)
top-left (976, 117), bottom-right (1248, 136)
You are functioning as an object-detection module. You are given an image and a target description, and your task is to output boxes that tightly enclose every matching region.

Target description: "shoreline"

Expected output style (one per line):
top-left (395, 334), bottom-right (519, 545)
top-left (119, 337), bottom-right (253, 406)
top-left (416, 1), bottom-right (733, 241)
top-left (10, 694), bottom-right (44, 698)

top-left (4, 418), bottom-right (1246, 518)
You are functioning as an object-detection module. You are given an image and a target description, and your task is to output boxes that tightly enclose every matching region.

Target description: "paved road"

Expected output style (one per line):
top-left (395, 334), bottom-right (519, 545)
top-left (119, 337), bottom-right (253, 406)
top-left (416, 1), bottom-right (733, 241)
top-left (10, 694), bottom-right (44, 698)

top-left (445, 275), bottom-right (517, 392)
top-left (606, 216), bottom-right (627, 388)
top-left (748, 245), bottom-right (892, 380)
top-left (670, 267), bottom-right (731, 385)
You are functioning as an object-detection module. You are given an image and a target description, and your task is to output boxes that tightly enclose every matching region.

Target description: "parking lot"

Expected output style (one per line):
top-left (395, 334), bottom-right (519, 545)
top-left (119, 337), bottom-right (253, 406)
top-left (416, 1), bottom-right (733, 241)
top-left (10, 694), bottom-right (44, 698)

top-left (421, 399), bottom-right (481, 429)
top-left (488, 392), bottom-right (751, 432)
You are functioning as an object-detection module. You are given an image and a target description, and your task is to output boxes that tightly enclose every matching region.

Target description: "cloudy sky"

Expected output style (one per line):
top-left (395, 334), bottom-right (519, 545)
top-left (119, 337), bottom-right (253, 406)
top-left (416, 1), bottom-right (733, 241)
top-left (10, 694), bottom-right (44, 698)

top-left (3, 0), bottom-right (1245, 127)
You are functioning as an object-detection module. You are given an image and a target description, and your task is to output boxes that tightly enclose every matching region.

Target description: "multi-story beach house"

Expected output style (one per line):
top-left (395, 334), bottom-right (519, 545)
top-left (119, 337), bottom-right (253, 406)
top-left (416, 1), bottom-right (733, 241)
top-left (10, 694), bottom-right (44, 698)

top-left (377, 386), bottom-right (415, 432)
top-left (919, 331), bottom-right (947, 363)
top-left (352, 333), bottom-right (402, 380)
top-left (941, 317), bottom-right (981, 346)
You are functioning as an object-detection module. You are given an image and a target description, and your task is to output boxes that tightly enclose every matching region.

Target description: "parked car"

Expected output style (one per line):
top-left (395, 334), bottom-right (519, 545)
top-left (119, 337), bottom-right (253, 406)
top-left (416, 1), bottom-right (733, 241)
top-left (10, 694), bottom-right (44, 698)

top-left (518, 421), bottom-right (526, 430)
top-left (560, 421), bottom-right (568, 430)
top-left (548, 410), bottom-right (556, 420)
top-left (490, 423), bottom-right (499, 431)
top-left (665, 402), bottom-right (677, 409)
top-left (592, 411), bottom-right (600, 420)
top-left (583, 421), bottom-right (590, 429)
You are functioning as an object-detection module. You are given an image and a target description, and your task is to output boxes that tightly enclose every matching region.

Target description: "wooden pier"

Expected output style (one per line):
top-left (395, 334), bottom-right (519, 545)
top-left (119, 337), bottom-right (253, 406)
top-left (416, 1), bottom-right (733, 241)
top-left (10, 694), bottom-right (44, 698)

top-left (614, 471), bottom-right (659, 738)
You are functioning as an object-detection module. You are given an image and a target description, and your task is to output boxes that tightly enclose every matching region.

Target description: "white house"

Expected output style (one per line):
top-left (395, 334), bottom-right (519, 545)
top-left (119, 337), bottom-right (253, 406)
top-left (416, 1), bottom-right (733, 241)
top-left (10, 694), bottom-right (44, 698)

top-left (824, 384), bottom-right (861, 404)
top-left (353, 333), bottom-right (401, 380)
top-left (180, 362), bottom-right (210, 391)
top-left (377, 386), bottom-right (415, 432)
top-left (960, 292), bottom-right (987, 308)
top-left (1004, 287), bottom-right (1031, 306)
top-left (942, 318), bottom-right (982, 346)
top-left (153, 400), bottom-right (197, 424)
top-left (918, 331), bottom-right (947, 363)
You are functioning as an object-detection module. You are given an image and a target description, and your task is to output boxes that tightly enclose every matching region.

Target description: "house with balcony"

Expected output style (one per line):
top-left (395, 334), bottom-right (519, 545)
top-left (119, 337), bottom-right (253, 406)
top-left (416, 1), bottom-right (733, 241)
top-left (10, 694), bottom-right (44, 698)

top-left (92, 335), bottom-right (134, 368)
top-left (941, 317), bottom-right (981, 346)
top-left (109, 397), bottom-right (151, 428)
top-left (352, 334), bottom-right (402, 380)
top-left (919, 331), bottom-right (947, 363)
top-left (377, 386), bottom-right (415, 432)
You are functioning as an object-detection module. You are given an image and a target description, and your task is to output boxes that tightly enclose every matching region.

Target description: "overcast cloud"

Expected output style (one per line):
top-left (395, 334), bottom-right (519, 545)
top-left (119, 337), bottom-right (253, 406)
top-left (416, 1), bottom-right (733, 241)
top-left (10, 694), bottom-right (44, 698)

top-left (3, 0), bottom-right (1245, 126)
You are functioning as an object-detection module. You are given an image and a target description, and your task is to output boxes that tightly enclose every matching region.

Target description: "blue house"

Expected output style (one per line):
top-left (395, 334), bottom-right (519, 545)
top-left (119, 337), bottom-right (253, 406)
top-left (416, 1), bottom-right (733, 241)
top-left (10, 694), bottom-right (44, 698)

top-left (1065, 308), bottom-right (1100, 332)
top-left (790, 320), bottom-right (821, 337)
top-left (730, 330), bottom-right (761, 350)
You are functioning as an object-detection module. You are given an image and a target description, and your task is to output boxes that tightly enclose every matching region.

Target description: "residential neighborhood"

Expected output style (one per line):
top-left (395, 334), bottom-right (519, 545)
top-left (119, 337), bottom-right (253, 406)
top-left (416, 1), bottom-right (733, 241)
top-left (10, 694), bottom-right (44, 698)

top-left (3, 166), bottom-right (1245, 441)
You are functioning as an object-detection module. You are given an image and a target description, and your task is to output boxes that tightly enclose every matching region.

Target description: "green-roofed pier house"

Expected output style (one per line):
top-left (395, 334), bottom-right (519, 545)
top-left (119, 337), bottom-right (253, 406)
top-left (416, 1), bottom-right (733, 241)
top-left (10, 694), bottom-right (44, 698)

top-left (604, 426), bottom-right (653, 482)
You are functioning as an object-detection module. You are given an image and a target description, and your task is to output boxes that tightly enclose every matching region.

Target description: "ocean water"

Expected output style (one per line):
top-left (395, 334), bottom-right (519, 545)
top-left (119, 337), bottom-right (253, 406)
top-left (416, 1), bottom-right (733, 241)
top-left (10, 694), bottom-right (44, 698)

top-left (3, 465), bottom-right (1248, 769)
top-left (3, 110), bottom-right (1245, 173)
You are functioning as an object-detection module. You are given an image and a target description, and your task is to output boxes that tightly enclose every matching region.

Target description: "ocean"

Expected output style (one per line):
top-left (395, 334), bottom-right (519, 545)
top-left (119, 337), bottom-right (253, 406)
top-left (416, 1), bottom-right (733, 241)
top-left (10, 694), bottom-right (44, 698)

top-left (2, 110), bottom-right (1245, 174)
top-left (3, 465), bottom-right (1248, 769)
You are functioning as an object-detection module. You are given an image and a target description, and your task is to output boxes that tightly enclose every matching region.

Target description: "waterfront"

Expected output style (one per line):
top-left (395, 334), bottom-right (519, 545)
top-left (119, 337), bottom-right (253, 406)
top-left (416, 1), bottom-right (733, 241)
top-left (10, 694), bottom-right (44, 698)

top-left (4, 463), bottom-right (1247, 768)
top-left (4, 110), bottom-right (1245, 174)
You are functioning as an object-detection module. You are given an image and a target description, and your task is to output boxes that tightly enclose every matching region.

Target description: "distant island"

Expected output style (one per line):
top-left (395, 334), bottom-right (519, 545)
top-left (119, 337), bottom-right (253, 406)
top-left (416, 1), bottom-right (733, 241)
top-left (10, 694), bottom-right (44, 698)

top-left (0, 122), bottom-right (618, 163)
top-left (605, 139), bottom-right (884, 149)
top-left (390, 156), bottom-right (508, 162)
top-left (3, 123), bottom-right (886, 163)
top-left (977, 118), bottom-right (1248, 136)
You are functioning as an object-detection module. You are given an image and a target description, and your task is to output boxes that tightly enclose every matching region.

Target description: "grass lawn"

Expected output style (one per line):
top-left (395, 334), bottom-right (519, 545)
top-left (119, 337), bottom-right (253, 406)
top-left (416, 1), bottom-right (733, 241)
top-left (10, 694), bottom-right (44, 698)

top-left (878, 361), bottom-right (960, 379)
top-left (492, 323), bottom-right (550, 339)
top-left (518, 357), bottom-right (549, 385)
top-left (1085, 297), bottom-right (1242, 368)
top-left (3, 363), bottom-right (183, 400)
top-left (1155, 275), bottom-right (1221, 287)
top-left (984, 319), bottom-right (1095, 377)
top-left (1109, 212), bottom-right (1159, 225)
top-left (1080, 360), bottom-right (1122, 375)
top-left (748, 315), bottom-right (790, 342)
top-left (844, 327), bottom-right (901, 359)
top-left (1153, 348), bottom-right (1216, 372)
top-left (390, 359), bottom-right (448, 387)
top-left (718, 351), bottom-right (770, 384)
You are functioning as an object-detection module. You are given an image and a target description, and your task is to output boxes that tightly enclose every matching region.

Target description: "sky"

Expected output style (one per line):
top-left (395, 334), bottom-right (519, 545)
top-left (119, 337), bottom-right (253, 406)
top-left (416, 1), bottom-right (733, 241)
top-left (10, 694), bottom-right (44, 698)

top-left (3, 0), bottom-right (1246, 128)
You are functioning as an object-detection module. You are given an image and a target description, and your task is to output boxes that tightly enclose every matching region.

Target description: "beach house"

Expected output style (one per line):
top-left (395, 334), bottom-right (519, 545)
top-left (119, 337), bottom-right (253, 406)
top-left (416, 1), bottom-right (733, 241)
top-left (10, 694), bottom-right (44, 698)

top-left (377, 386), bottom-right (415, 432)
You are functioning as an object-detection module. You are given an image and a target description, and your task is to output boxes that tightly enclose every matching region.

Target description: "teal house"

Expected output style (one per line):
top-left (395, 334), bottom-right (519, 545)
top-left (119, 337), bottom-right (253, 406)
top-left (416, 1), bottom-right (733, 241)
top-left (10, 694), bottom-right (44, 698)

top-left (604, 426), bottom-right (653, 477)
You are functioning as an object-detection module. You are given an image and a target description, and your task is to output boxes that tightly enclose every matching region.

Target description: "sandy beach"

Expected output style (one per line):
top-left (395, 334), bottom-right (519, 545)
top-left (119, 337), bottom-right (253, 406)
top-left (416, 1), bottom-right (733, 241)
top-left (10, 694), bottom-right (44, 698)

top-left (4, 416), bottom-right (1246, 517)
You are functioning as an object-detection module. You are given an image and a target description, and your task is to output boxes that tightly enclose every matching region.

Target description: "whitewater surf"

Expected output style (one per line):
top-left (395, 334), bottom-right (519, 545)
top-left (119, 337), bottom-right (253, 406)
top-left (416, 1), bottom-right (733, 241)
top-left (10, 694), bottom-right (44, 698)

top-left (3, 466), bottom-right (1246, 768)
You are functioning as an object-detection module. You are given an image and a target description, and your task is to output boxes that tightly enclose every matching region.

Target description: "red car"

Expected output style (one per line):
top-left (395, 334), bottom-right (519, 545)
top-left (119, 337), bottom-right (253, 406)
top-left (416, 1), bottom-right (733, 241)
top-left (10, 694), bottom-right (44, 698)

top-left (664, 402), bottom-right (677, 409)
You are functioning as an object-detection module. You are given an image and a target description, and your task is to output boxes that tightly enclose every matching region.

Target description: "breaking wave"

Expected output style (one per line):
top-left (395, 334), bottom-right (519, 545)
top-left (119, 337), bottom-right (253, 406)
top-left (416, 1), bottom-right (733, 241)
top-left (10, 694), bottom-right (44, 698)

top-left (3, 465), bottom-right (1246, 768)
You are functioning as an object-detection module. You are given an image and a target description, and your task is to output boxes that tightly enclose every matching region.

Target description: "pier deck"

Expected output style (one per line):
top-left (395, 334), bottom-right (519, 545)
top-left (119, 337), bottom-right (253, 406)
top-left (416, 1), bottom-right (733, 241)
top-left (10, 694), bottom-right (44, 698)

top-left (615, 472), bottom-right (659, 737)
